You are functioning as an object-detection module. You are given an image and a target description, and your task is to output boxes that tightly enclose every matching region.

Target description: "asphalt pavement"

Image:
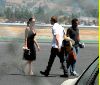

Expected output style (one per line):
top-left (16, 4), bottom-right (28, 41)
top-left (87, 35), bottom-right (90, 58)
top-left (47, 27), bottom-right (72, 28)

top-left (0, 41), bottom-right (98, 85)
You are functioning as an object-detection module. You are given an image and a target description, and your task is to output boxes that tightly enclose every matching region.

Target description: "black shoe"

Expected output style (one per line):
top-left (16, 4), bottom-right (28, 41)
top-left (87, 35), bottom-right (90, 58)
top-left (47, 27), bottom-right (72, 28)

top-left (60, 74), bottom-right (68, 77)
top-left (40, 71), bottom-right (49, 77)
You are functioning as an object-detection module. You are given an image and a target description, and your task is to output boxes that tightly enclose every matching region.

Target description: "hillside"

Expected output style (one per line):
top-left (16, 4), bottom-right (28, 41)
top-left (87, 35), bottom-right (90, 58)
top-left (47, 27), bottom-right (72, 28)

top-left (1, 0), bottom-right (97, 13)
top-left (0, 0), bottom-right (98, 16)
top-left (0, 0), bottom-right (98, 23)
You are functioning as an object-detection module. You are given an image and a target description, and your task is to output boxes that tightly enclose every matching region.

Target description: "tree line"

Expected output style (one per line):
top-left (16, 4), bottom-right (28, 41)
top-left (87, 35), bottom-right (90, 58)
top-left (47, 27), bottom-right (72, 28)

top-left (0, 6), bottom-right (98, 24)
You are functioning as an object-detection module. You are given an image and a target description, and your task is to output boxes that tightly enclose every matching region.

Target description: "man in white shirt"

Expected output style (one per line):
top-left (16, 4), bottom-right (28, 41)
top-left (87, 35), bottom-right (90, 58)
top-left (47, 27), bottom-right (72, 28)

top-left (40, 16), bottom-right (68, 77)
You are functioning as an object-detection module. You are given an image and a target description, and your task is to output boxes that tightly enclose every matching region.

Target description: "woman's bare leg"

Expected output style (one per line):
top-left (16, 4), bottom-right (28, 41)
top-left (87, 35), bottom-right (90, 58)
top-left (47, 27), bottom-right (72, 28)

top-left (28, 61), bottom-right (34, 75)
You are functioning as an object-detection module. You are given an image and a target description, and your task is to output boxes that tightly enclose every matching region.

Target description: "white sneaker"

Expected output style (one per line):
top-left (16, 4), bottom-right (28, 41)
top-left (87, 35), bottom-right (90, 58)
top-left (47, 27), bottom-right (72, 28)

top-left (71, 71), bottom-right (79, 77)
top-left (29, 71), bottom-right (34, 75)
top-left (24, 71), bottom-right (34, 76)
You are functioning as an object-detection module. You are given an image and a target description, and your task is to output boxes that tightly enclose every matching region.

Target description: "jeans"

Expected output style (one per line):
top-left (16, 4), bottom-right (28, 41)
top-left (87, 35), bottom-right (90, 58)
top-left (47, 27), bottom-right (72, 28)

top-left (65, 46), bottom-right (79, 73)
top-left (70, 46), bottom-right (79, 73)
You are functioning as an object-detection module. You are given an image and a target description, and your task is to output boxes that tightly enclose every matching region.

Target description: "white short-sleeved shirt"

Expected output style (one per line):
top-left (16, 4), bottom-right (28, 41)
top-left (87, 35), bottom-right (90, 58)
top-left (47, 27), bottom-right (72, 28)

top-left (52, 23), bottom-right (64, 48)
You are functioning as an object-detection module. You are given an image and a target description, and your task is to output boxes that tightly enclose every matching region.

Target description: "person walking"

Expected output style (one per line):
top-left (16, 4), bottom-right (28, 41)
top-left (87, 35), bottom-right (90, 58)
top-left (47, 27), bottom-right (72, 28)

top-left (66, 18), bottom-right (80, 76)
top-left (40, 16), bottom-right (68, 77)
top-left (62, 35), bottom-right (77, 76)
top-left (23, 17), bottom-right (40, 75)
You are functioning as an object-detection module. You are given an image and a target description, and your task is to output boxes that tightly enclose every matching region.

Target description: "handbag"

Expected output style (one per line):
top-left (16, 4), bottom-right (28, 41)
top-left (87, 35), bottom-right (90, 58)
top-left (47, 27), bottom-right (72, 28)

top-left (79, 42), bottom-right (85, 48)
top-left (23, 49), bottom-right (31, 60)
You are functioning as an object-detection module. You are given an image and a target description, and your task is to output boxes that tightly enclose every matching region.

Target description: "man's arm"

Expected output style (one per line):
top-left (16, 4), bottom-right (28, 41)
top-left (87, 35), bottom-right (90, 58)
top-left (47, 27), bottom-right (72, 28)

top-left (55, 34), bottom-right (60, 51)
top-left (77, 29), bottom-right (80, 42)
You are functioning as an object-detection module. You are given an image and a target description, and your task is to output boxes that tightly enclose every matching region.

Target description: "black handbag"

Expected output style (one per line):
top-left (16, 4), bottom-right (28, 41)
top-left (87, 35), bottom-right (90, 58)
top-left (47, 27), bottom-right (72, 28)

top-left (23, 49), bottom-right (31, 60)
top-left (78, 42), bottom-right (85, 48)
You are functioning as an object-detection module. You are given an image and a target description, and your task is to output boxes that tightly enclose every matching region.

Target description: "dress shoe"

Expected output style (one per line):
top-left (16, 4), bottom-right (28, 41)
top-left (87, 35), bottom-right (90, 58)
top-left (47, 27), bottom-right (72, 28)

top-left (40, 71), bottom-right (49, 77)
top-left (60, 74), bottom-right (68, 77)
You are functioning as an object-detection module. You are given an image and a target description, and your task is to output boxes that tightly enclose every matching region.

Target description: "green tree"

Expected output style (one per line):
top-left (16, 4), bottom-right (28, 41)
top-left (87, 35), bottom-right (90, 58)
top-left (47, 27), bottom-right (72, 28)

top-left (71, 13), bottom-right (78, 19)
top-left (90, 9), bottom-right (98, 17)
top-left (34, 6), bottom-right (45, 22)
top-left (0, 7), bottom-right (4, 17)
top-left (4, 7), bottom-right (13, 19)
top-left (4, 7), bottom-right (33, 21)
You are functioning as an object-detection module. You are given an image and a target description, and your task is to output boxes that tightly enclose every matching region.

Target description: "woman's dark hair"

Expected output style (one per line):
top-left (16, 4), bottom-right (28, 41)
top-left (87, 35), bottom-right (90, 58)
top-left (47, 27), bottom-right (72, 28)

top-left (27, 18), bottom-right (33, 26)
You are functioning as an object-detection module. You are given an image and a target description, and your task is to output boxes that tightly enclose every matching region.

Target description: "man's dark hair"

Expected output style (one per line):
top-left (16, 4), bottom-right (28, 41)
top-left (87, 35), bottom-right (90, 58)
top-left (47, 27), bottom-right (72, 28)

top-left (71, 18), bottom-right (78, 24)
top-left (51, 16), bottom-right (58, 23)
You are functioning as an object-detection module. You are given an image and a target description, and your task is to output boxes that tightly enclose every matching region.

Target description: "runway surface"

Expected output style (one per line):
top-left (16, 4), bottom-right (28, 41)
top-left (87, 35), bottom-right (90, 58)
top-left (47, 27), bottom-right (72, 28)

top-left (0, 42), bottom-right (98, 85)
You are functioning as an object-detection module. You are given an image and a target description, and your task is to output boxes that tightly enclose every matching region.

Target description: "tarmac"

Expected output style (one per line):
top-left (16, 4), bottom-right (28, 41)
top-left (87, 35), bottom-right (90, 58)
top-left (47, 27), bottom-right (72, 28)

top-left (0, 40), bottom-right (98, 85)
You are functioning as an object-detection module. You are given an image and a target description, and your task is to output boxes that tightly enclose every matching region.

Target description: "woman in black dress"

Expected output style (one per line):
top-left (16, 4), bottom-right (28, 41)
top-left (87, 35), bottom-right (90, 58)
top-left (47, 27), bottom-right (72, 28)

top-left (23, 17), bottom-right (40, 75)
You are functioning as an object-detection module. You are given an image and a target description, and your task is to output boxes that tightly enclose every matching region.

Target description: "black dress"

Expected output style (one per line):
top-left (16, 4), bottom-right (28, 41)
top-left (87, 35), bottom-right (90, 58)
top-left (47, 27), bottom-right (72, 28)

top-left (23, 29), bottom-right (36, 61)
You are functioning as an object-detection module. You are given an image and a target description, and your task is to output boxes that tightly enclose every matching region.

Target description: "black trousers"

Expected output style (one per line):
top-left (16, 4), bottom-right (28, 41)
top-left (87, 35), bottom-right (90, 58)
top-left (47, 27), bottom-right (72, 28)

top-left (44, 47), bottom-right (68, 75)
